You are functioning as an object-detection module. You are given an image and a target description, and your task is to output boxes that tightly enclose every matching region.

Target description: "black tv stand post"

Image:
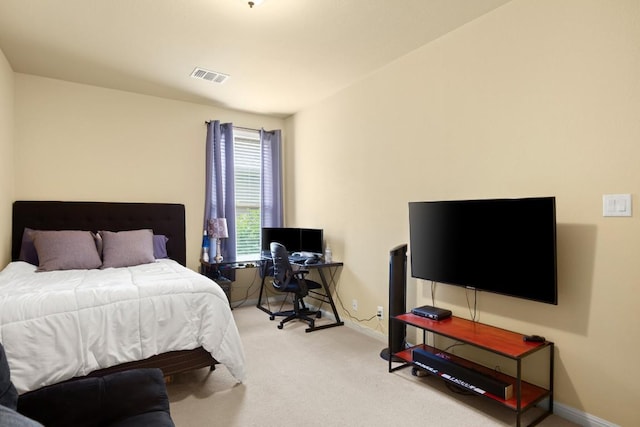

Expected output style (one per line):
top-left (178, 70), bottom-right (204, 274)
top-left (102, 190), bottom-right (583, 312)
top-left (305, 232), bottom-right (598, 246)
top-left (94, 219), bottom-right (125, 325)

top-left (389, 313), bottom-right (554, 427)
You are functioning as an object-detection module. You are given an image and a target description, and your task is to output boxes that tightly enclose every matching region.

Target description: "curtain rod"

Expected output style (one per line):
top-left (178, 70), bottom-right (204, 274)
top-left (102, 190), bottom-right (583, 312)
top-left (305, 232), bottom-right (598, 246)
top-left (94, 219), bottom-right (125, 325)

top-left (204, 121), bottom-right (259, 132)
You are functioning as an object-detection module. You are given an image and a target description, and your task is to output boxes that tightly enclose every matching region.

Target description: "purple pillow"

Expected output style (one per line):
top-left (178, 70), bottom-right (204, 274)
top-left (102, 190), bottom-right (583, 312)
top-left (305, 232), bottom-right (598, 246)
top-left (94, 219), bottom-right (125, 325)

top-left (18, 228), bottom-right (39, 265)
top-left (153, 235), bottom-right (169, 259)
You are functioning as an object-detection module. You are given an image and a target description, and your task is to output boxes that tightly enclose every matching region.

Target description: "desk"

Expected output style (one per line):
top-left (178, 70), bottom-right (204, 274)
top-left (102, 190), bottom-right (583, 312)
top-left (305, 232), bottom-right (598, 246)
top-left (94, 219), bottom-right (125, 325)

top-left (257, 259), bottom-right (344, 332)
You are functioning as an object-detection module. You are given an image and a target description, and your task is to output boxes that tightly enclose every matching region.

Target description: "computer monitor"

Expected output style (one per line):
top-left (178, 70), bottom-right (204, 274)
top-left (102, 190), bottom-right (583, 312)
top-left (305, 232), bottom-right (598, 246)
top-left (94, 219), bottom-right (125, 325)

top-left (261, 228), bottom-right (300, 252)
top-left (261, 227), bottom-right (324, 255)
top-left (299, 228), bottom-right (323, 254)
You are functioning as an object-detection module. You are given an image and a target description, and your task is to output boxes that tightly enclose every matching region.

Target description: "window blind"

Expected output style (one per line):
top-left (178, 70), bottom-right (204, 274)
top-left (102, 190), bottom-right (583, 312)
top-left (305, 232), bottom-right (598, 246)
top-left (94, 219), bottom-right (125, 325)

top-left (234, 130), bottom-right (261, 258)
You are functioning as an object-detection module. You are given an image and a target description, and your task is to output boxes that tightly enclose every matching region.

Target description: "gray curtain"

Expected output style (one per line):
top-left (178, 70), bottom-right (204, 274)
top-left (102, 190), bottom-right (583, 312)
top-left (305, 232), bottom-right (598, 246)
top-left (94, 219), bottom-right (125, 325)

top-left (204, 120), bottom-right (237, 261)
top-left (260, 129), bottom-right (284, 228)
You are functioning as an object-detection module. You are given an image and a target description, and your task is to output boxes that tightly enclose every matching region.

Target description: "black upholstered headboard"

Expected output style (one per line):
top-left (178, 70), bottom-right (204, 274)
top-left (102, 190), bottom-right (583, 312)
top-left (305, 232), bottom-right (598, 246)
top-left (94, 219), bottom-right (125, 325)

top-left (11, 201), bottom-right (187, 266)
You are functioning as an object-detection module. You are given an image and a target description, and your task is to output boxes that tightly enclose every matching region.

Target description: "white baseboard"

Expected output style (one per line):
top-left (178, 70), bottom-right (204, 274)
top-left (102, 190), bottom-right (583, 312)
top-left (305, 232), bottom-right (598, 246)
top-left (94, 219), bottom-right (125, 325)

top-left (234, 295), bottom-right (285, 309)
top-left (547, 400), bottom-right (619, 427)
top-left (341, 315), bottom-right (387, 342)
top-left (311, 305), bottom-right (388, 343)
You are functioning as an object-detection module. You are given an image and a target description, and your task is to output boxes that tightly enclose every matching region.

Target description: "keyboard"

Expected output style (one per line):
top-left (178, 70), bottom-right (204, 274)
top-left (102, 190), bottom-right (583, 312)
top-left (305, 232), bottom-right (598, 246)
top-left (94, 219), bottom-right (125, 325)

top-left (288, 254), bottom-right (308, 263)
top-left (290, 251), bottom-right (318, 258)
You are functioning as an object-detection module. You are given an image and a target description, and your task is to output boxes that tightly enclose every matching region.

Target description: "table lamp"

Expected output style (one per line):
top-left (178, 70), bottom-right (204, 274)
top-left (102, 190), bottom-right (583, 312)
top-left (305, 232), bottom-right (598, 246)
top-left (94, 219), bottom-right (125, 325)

top-left (208, 218), bottom-right (228, 263)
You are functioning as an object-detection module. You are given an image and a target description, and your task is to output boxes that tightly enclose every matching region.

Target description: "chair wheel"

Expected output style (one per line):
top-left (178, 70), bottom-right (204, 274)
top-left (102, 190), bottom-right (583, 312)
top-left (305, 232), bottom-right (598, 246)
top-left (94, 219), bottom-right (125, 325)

top-left (277, 324), bottom-right (283, 329)
top-left (316, 312), bottom-right (322, 318)
top-left (269, 315), bottom-right (275, 320)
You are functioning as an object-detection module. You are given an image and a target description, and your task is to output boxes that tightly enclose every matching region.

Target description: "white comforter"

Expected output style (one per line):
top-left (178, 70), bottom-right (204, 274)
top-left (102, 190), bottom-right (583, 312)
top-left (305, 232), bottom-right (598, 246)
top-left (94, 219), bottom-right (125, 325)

top-left (0, 259), bottom-right (246, 394)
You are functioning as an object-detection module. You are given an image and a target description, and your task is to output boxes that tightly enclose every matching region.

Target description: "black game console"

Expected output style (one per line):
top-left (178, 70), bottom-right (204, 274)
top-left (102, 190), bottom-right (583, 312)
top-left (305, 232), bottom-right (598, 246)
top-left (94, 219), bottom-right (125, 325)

top-left (411, 305), bottom-right (452, 321)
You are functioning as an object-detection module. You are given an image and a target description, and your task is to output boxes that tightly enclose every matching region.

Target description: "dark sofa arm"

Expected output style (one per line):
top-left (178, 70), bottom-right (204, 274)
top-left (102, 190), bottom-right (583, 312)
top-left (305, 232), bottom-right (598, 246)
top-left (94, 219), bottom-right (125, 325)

top-left (0, 343), bottom-right (18, 410)
top-left (17, 368), bottom-right (174, 427)
top-left (102, 368), bottom-right (174, 427)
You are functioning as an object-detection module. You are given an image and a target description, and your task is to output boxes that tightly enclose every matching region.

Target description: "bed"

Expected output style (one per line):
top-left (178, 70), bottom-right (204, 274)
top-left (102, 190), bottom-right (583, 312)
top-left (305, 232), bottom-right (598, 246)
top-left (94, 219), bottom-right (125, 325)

top-left (1, 201), bottom-right (246, 394)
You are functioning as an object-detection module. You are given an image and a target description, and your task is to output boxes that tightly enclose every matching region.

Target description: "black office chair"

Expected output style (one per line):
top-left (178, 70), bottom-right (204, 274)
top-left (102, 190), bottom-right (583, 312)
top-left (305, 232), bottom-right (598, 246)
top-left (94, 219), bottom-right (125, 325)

top-left (269, 242), bottom-right (322, 330)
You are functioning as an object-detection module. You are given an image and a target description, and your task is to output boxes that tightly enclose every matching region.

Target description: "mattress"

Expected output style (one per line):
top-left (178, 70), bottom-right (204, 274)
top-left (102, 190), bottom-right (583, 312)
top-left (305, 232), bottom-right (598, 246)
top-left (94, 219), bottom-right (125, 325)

top-left (0, 259), bottom-right (246, 394)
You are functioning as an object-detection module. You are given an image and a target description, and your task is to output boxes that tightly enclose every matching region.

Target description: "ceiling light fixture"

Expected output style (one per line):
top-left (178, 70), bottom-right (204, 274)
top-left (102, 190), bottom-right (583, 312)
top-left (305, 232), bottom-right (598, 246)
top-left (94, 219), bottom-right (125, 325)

top-left (247, 0), bottom-right (265, 8)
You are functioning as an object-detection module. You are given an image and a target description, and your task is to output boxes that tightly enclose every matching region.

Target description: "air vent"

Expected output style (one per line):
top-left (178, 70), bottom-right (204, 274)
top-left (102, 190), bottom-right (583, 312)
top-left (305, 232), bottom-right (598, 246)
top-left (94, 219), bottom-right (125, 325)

top-left (190, 67), bottom-right (230, 84)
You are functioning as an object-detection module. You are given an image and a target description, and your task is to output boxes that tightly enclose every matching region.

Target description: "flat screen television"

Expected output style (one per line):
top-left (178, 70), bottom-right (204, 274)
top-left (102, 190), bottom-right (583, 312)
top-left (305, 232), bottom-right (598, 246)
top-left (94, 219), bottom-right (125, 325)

top-left (261, 227), bottom-right (324, 255)
top-left (408, 197), bottom-right (557, 305)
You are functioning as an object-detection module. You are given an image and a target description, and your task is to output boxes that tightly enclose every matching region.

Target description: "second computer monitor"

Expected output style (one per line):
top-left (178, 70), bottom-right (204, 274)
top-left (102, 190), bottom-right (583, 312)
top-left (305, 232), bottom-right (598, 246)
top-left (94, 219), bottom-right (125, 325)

top-left (299, 228), bottom-right (323, 254)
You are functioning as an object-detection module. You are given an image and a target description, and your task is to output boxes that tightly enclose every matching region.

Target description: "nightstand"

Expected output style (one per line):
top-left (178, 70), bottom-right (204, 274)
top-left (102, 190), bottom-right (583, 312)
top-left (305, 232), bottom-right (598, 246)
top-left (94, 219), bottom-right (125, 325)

top-left (199, 260), bottom-right (233, 306)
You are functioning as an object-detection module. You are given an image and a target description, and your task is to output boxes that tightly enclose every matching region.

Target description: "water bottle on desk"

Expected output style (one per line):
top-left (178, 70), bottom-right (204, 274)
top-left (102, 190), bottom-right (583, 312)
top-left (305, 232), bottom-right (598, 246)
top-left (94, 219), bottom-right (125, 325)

top-left (324, 244), bottom-right (332, 263)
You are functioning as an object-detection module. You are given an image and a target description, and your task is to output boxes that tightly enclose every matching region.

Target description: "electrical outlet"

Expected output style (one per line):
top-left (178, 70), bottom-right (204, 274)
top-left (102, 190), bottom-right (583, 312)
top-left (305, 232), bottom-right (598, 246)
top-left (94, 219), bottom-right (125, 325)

top-left (377, 306), bottom-right (384, 320)
top-left (352, 299), bottom-right (358, 311)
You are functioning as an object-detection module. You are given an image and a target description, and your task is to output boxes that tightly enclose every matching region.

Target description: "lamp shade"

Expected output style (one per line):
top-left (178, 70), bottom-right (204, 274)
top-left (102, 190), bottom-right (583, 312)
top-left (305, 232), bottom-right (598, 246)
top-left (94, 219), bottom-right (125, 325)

top-left (208, 218), bottom-right (229, 239)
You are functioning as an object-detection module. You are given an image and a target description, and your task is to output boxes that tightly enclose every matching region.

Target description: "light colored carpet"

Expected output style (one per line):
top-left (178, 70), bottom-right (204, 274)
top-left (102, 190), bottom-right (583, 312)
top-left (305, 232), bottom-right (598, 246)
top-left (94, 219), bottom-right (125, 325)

top-left (167, 305), bottom-right (577, 427)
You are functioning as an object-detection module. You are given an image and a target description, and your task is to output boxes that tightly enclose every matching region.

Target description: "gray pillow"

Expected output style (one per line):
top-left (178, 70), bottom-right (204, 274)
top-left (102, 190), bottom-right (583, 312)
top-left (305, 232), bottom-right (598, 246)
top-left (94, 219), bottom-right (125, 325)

top-left (100, 229), bottom-right (155, 268)
top-left (32, 230), bottom-right (102, 272)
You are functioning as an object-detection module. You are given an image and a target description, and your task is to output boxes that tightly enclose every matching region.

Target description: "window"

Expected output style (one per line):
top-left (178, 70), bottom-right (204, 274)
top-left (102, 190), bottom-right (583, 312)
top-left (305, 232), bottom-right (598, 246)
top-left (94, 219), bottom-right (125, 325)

top-left (204, 121), bottom-right (282, 263)
top-left (233, 128), bottom-right (261, 260)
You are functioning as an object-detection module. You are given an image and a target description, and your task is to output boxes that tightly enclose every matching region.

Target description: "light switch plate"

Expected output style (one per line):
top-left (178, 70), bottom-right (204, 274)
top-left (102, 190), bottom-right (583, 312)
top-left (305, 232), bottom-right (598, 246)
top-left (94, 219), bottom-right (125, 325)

top-left (603, 194), bottom-right (632, 217)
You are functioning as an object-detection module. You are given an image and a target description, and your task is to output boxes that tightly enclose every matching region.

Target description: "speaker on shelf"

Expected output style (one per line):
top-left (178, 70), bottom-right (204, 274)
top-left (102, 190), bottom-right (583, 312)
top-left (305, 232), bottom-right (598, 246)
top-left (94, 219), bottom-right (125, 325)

top-left (380, 244), bottom-right (408, 362)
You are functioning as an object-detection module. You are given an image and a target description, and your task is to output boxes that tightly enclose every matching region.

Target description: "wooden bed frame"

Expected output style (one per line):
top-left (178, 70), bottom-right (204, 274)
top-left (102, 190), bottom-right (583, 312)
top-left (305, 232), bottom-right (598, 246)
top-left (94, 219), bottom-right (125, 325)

top-left (11, 200), bottom-right (217, 377)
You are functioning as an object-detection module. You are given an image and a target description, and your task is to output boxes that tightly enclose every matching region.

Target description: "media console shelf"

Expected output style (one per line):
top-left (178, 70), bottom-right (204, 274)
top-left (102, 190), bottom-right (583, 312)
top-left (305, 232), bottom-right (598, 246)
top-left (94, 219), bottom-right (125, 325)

top-left (389, 314), bottom-right (554, 427)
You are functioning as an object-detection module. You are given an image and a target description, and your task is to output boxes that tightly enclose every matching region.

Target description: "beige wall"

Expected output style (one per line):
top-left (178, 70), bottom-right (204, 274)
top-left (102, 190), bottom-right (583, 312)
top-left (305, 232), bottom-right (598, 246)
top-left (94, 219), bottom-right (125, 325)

top-left (4, 0), bottom-right (639, 424)
top-left (0, 48), bottom-right (14, 265)
top-left (286, 0), bottom-right (639, 425)
top-left (13, 74), bottom-right (284, 273)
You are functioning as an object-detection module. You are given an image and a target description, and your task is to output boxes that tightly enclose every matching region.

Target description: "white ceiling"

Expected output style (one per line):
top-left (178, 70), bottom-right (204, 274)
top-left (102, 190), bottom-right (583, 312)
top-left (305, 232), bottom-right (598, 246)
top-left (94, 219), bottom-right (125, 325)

top-left (0, 0), bottom-right (512, 118)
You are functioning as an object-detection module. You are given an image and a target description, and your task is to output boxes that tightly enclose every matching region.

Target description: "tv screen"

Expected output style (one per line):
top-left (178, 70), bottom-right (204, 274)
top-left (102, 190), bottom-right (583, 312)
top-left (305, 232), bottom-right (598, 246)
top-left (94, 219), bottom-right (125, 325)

top-left (408, 197), bottom-right (557, 305)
